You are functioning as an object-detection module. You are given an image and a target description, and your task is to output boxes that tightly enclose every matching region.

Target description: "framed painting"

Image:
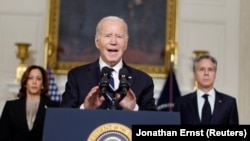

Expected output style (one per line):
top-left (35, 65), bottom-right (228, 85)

top-left (45, 0), bottom-right (178, 77)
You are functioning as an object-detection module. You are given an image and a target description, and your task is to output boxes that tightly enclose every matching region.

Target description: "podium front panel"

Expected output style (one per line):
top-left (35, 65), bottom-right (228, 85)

top-left (42, 108), bottom-right (180, 141)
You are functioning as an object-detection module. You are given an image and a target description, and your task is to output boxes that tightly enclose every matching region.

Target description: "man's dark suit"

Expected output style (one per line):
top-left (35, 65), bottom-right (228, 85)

top-left (61, 59), bottom-right (157, 111)
top-left (174, 89), bottom-right (239, 125)
top-left (0, 96), bottom-right (59, 141)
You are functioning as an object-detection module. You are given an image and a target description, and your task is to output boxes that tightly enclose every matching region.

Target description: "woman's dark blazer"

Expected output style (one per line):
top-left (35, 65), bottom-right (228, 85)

top-left (0, 96), bottom-right (59, 141)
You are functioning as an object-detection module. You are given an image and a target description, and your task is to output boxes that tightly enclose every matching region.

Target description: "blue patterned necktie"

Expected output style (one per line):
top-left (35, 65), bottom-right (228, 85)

top-left (106, 69), bottom-right (115, 109)
top-left (201, 94), bottom-right (212, 124)
top-left (109, 73), bottom-right (114, 91)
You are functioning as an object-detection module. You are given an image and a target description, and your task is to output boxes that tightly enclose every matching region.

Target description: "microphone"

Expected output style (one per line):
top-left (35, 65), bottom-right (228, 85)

top-left (118, 67), bottom-right (130, 102)
top-left (99, 67), bottom-right (112, 95)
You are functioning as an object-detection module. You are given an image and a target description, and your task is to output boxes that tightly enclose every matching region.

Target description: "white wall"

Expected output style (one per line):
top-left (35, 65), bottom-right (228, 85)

top-left (177, 0), bottom-right (240, 97)
top-left (0, 0), bottom-right (47, 108)
top-left (0, 0), bottom-right (249, 124)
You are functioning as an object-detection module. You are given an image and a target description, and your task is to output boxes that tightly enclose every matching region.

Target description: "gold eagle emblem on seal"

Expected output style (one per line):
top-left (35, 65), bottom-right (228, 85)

top-left (87, 123), bottom-right (131, 141)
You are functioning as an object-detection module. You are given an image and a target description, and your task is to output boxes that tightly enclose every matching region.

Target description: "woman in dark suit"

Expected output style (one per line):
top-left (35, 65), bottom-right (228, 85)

top-left (0, 65), bottom-right (59, 141)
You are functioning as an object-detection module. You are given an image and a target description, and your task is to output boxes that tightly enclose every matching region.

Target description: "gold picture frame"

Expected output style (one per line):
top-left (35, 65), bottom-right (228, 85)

top-left (45, 0), bottom-right (178, 78)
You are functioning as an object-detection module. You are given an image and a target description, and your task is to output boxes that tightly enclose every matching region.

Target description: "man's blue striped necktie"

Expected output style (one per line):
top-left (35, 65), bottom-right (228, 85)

top-left (106, 69), bottom-right (115, 109)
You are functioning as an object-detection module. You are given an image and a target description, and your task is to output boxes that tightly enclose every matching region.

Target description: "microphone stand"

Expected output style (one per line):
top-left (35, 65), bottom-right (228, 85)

top-left (110, 98), bottom-right (116, 110)
top-left (105, 93), bottom-right (116, 110)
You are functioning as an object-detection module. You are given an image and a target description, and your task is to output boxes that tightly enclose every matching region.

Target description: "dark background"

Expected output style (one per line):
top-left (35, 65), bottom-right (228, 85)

top-left (58, 0), bottom-right (166, 65)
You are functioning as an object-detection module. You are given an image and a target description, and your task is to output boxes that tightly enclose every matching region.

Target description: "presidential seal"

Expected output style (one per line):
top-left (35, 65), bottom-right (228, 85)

top-left (87, 123), bottom-right (131, 141)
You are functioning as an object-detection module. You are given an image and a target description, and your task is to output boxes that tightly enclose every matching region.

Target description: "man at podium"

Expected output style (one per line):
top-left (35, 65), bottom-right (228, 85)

top-left (60, 16), bottom-right (157, 111)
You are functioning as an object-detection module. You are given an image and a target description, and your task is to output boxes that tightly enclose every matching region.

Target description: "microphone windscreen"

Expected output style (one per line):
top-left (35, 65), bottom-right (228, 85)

top-left (101, 66), bottom-right (112, 77)
top-left (119, 68), bottom-right (129, 79)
